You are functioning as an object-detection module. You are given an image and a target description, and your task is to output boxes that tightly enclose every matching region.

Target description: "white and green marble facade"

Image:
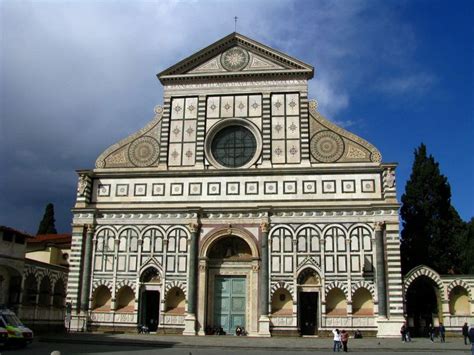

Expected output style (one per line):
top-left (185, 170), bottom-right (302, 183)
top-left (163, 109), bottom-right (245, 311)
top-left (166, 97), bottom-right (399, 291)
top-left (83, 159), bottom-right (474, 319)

top-left (68, 33), bottom-right (406, 336)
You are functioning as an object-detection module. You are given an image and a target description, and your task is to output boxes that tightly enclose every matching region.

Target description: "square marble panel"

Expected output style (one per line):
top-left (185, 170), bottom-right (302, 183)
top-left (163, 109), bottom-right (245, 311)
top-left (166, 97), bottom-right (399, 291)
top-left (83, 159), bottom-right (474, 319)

top-left (245, 181), bottom-right (259, 195)
top-left (283, 181), bottom-right (297, 194)
top-left (152, 183), bottom-right (165, 196)
top-left (234, 95), bottom-right (248, 117)
top-left (220, 96), bottom-right (234, 117)
top-left (342, 180), bottom-right (356, 193)
top-left (264, 181), bottom-right (278, 194)
top-left (97, 184), bottom-right (110, 197)
top-left (361, 179), bottom-right (375, 193)
top-left (134, 184), bottom-right (147, 197)
top-left (170, 183), bottom-right (184, 196)
top-left (226, 182), bottom-right (240, 195)
top-left (169, 120), bottom-right (183, 143)
top-left (189, 182), bottom-right (202, 196)
top-left (171, 98), bottom-right (185, 120)
top-left (322, 180), bottom-right (336, 194)
top-left (248, 95), bottom-right (262, 117)
top-left (184, 97), bottom-right (198, 119)
top-left (272, 141), bottom-right (286, 164)
top-left (272, 117), bottom-right (285, 139)
top-left (183, 121), bottom-right (196, 142)
top-left (271, 94), bottom-right (285, 116)
top-left (286, 93), bottom-right (300, 115)
top-left (207, 182), bottom-right (221, 195)
top-left (207, 96), bottom-right (220, 118)
top-left (303, 180), bottom-right (317, 194)
top-left (116, 184), bottom-right (129, 197)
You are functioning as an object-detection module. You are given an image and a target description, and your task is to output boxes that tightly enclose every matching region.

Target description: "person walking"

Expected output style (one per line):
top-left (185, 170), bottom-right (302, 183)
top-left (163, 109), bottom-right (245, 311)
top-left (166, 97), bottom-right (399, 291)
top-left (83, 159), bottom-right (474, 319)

top-left (439, 323), bottom-right (445, 343)
top-left (340, 329), bottom-right (349, 352)
top-left (332, 328), bottom-right (341, 352)
top-left (400, 322), bottom-right (407, 342)
top-left (462, 322), bottom-right (469, 345)
top-left (428, 323), bottom-right (435, 342)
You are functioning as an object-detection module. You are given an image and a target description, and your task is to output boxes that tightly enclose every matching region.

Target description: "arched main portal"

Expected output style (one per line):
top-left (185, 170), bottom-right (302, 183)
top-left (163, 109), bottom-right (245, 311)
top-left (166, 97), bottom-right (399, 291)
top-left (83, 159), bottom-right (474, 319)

top-left (138, 266), bottom-right (162, 332)
top-left (197, 228), bottom-right (260, 336)
top-left (405, 276), bottom-right (441, 336)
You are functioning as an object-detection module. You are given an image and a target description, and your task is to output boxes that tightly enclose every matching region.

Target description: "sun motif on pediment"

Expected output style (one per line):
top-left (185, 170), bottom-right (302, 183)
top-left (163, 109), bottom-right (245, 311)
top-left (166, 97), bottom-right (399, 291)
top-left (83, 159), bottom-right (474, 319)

top-left (220, 47), bottom-right (249, 72)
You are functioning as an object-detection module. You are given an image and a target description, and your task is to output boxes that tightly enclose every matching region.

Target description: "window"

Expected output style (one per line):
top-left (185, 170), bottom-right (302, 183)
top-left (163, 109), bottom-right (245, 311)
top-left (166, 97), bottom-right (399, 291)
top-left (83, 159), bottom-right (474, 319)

top-left (211, 125), bottom-right (256, 168)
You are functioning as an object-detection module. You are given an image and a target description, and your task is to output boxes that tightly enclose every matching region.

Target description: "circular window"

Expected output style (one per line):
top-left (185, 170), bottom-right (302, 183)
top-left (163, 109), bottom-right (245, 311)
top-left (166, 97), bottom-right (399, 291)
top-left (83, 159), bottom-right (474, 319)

top-left (211, 125), bottom-right (256, 168)
top-left (205, 119), bottom-right (261, 169)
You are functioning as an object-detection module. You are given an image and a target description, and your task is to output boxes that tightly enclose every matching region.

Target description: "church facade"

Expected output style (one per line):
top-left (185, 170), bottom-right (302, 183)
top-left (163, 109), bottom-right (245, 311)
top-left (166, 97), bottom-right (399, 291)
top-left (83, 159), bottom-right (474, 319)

top-left (67, 33), bottom-right (405, 336)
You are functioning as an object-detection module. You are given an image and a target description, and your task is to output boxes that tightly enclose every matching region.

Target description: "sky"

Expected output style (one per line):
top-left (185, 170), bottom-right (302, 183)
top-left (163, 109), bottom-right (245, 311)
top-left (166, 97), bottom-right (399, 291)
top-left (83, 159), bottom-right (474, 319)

top-left (0, 0), bottom-right (473, 234)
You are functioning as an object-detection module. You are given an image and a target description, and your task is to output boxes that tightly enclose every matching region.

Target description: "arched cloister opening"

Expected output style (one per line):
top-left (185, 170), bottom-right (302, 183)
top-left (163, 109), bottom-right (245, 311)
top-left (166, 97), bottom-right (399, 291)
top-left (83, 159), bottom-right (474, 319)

top-left (22, 274), bottom-right (38, 306)
top-left (92, 285), bottom-right (112, 311)
top-left (405, 276), bottom-right (441, 336)
top-left (271, 288), bottom-right (293, 315)
top-left (38, 276), bottom-right (52, 306)
top-left (165, 287), bottom-right (185, 315)
top-left (449, 286), bottom-right (470, 315)
top-left (326, 288), bottom-right (347, 316)
top-left (53, 279), bottom-right (66, 308)
top-left (352, 288), bottom-right (374, 316)
top-left (116, 286), bottom-right (135, 312)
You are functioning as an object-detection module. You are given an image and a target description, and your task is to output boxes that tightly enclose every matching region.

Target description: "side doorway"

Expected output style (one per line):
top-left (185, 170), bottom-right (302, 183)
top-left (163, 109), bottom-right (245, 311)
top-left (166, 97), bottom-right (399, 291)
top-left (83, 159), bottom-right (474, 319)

top-left (299, 291), bottom-right (318, 335)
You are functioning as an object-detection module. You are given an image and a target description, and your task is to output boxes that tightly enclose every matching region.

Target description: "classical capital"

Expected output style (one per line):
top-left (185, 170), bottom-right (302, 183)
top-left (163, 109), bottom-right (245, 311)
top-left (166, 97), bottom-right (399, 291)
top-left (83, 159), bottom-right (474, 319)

top-left (260, 222), bottom-right (269, 233)
top-left (86, 224), bottom-right (95, 234)
top-left (188, 222), bottom-right (201, 233)
top-left (374, 221), bottom-right (385, 232)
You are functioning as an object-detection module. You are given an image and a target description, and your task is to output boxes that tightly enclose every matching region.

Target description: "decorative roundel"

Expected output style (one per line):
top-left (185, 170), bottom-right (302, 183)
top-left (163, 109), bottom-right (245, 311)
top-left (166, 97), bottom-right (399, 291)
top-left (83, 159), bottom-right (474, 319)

top-left (220, 47), bottom-right (249, 72)
top-left (310, 130), bottom-right (344, 163)
top-left (370, 151), bottom-right (382, 163)
top-left (154, 105), bottom-right (163, 115)
top-left (128, 136), bottom-right (160, 167)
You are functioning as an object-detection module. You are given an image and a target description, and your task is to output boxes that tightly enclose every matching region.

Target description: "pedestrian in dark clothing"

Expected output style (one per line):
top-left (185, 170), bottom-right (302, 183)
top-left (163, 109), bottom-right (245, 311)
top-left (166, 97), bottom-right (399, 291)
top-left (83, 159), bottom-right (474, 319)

top-left (462, 323), bottom-right (469, 345)
top-left (400, 323), bottom-right (407, 342)
top-left (340, 329), bottom-right (349, 352)
top-left (439, 323), bottom-right (445, 343)
top-left (428, 324), bottom-right (435, 342)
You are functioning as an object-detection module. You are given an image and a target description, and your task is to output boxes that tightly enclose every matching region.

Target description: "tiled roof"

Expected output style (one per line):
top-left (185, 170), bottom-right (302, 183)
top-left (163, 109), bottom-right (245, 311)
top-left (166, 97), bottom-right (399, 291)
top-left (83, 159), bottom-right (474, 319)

top-left (28, 233), bottom-right (72, 244)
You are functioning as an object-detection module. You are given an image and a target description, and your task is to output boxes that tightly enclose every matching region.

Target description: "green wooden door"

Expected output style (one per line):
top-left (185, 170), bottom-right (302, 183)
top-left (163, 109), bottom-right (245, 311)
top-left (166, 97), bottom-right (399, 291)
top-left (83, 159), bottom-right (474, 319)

top-left (213, 276), bottom-right (246, 334)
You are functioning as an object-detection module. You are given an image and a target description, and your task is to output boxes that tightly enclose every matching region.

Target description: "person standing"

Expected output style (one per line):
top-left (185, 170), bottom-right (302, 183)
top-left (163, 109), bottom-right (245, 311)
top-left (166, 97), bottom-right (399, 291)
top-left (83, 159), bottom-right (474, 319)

top-left (332, 328), bottom-right (341, 352)
top-left (439, 323), bottom-right (445, 343)
top-left (340, 329), bottom-right (349, 352)
top-left (462, 323), bottom-right (469, 345)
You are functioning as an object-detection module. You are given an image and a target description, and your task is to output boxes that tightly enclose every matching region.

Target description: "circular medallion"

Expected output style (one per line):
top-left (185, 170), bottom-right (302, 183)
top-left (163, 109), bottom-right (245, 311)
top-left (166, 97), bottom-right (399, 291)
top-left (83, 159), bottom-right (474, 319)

top-left (128, 136), bottom-right (160, 167)
top-left (220, 47), bottom-right (249, 71)
top-left (310, 130), bottom-right (344, 163)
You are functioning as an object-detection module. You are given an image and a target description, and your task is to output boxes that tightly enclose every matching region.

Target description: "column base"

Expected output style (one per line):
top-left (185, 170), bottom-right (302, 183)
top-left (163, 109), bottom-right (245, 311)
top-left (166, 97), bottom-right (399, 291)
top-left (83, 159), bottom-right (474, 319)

top-left (182, 313), bottom-right (197, 336)
top-left (377, 317), bottom-right (405, 338)
top-left (257, 315), bottom-right (271, 337)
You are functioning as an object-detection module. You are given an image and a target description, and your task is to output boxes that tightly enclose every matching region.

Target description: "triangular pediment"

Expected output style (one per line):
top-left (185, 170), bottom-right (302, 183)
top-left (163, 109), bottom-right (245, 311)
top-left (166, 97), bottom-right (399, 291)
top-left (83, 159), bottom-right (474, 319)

top-left (158, 32), bottom-right (313, 83)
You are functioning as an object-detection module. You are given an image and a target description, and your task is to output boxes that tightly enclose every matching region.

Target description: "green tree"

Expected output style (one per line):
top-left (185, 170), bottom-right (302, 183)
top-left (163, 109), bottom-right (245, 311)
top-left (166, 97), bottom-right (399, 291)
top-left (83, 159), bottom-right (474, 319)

top-left (400, 143), bottom-right (464, 274)
top-left (459, 218), bottom-right (474, 274)
top-left (37, 203), bottom-right (57, 235)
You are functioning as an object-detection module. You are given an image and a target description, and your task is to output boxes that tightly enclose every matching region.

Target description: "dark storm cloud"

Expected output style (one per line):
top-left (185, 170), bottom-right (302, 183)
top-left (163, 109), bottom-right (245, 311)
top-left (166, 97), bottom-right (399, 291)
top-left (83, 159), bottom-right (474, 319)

top-left (1, 0), bottom-right (445, 233)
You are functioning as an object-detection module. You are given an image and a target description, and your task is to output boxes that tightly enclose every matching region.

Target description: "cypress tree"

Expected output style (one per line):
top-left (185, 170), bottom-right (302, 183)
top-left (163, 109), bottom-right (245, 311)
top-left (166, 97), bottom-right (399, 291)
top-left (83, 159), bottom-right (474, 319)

top-left (37, 203), bottom-right (57, 235)
top-left (400, 144), bottom-right (464, 274)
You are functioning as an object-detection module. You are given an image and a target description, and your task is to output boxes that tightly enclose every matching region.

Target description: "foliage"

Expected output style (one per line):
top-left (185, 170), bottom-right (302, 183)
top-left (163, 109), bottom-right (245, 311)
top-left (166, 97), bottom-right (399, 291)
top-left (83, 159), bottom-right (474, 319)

top-left (37, 203), bottom-right (57, 235)
top-left (400, 144), bottom-right (467, 274)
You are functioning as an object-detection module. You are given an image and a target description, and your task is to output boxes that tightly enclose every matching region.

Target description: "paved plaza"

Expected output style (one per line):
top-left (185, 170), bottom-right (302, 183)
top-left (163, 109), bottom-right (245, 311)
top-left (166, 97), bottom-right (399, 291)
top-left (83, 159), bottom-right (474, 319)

top-left (22, 332), bottom-right (470, 354)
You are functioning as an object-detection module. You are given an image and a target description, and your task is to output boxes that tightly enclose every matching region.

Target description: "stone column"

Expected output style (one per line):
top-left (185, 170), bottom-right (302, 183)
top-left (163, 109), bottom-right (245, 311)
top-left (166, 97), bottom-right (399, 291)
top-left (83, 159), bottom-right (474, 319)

top-left (80, 224), bottom-right (94, 312)
top-left (183, 222), bottom-right (200, 336)
top-left (258, 222), bottom-right (271, 336)
top-left (374, 221), bottom-right (387, 317)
